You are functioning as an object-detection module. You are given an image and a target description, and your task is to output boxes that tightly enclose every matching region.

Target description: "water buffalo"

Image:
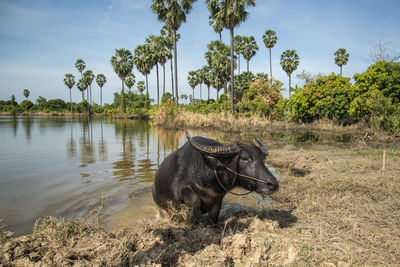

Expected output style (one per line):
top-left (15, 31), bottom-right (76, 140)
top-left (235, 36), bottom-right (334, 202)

top-left (152, 131), bottom-right (279, 224)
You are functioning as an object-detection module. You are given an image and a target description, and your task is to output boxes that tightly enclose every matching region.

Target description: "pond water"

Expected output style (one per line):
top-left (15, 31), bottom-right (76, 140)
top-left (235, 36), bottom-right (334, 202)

top-left (0, 116), bottom-right (356, 236)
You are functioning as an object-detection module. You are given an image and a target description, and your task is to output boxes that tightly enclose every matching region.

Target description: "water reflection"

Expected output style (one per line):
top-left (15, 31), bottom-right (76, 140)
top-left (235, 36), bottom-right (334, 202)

top-left (78, 118), bottom-right (96, 167)
top-left (66, 124), bottom-right (77, 159)
top-left (98, 120), bottom-right (107, 162)
top-left (21, 117), bottom-right (32, 140)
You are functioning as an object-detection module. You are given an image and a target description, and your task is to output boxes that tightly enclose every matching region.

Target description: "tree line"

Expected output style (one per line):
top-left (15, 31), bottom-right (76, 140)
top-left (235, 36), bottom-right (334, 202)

top-left (58, 0), bottom-right (352, 115)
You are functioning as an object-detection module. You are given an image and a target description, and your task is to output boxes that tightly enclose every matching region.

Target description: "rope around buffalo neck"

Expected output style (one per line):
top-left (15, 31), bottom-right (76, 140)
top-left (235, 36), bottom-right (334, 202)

top-left (224, 166), bottom-right (271, 185)
top-left (213, 167), bottom-right (251, 196)
top-left (213, 165), bottom-right (272, 196)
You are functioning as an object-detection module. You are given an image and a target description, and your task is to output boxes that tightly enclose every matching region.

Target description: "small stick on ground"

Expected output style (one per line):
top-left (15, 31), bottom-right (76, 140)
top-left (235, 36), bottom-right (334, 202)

top-left (220, 220), bottom-right (228, 249)
top-left (382, 150), bottom-right (386, 171)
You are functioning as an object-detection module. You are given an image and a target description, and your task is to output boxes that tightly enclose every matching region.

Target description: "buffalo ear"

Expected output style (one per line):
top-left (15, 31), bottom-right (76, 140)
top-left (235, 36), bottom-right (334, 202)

top-left (205, 155), bottom-right (226, 168)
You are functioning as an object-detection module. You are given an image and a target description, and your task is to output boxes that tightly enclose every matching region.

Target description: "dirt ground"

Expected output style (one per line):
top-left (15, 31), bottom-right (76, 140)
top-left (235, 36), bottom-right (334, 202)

top-left (1, 137), bottom-right (400, 266)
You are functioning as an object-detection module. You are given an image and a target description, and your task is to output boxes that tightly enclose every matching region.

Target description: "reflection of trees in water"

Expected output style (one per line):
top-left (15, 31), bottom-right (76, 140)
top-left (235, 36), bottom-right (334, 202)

top-left (12, 116), bottom-right (18, 137)
top-left (78, 117), bottom-right (96, 167)
top-left (21, 117), bottom-right (32, 140)
top-left (98, 120), bottom-right (107, 161)
top-left (155, 127), bottom-right (186, 164)
top-left (66, 121), bottom-right (76, 159)
top-left (113, 120), bottom-right (136, 181)
top-left (66, 117), bottom-right (109, 167)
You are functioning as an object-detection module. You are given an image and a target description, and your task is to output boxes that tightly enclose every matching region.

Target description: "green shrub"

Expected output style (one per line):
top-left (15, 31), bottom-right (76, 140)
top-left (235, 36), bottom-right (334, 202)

top-left (20, 100), bottom-right (34, 111)
top-left (46, 99), bottom-right (67, 112)
top-left (351, 61), bottom-right (400, 103)
top-left (237, 79), bottom-right (283, 117)
top-left (271, 98), bottom-right (290, 120)
top-left (290, 73), bottom-right (353, 122)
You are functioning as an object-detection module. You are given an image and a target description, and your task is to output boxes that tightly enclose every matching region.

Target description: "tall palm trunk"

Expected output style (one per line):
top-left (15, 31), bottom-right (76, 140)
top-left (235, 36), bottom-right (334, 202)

top-left (288, 75), bottom-right (292, 97)
top-left (224, 79), bottom-right (227, 102)
top-left (86, 88), bottom-right (90, 115)
top-left (100, 87), bottom-right (103, 107)
top-left (69, 89), bottom-right (72, 112)
top-left (238, 54), bottom-right (240, 75)
top-left (219, 32), bottom-right (222, 42)
top-left (156, 63), bottom-right (160, 104)
top-left (69, 89), bottom-right (72, 114)
top-left (247, 60), bottom-right (249, 73)
top-left (173, 30), bottom-right (178, 104)
top-left (340, 66), bottom-right (342, 75)
top-left (170, 57), bottom-right (174, 100)
top-left (81, 91), bottom-right (84, 102)
top-left (145, 74), bottom-right (149, 96)
top-left (121, 80), bottom-right (126, 113)
top-left (269, 47), bottom-right (272, 77)
top-left (162, 64), bottom-right (166, 95)
top-left (207, 85), bottom-right (210, 101)
top-left (200, 84), bottom-right (202, 100)
top-left (230, 27), bottom-right (235, 113)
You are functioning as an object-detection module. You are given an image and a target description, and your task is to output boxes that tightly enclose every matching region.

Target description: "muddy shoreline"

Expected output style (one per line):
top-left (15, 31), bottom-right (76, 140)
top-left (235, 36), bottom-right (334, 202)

top-left (1, 135), bottom-right (399, 266)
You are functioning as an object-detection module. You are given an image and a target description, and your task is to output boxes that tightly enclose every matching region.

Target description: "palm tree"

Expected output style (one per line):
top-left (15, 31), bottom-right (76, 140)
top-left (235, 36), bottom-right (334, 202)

top-left (137, 81), bottom-right (146, 94)
top-left (205, 40), bottom-right (232, 102)
top-left (160, 27), bottom-right (178, 100)
top-left (23, 89), bottom-right (30, 100)
top-left (75, 59), bottom-right (86, 77)
top-left (202, 65), bottom-right (212, 101)
top-left (64, 74), bottom-right (75, 113)
top-left (147, 35), bottom-right (171, 104)
top-left (83, 70), bottom-right (95, 104)
top-left (234, 35), bottom-right (244, 75)
top-left (181, 94), bottom-right (189, 104)
top-left (96, 74), bottom-right (107, 106)
top-left (280, 49), bottom-right (300, 97)
top-left (124, 73), bottom-right (135, 92)
top-left (77, 78), bottom-right (87, 102)
top-left (134, 44), bottom-right (156, 98)
top-left (206, 0), bottom-right (256, 113)
top-left (154, 34), bottom-right (172, 97)
top-left (110, 48), bottom-right (134, 113)
top-left (262, 29), bottom-right (278, 77)
top-left (187, 71), bottom-right (198, 100)
top-left (75, 59), bottom-right (86, 100)
top-left (151, 0), bottom-right (196, 105)
top-left (212, 48), bottom-right (232, 104)
top-left (334, 48), bottom-right (349, 75)
top-left (196, 68), bottom-right (206, 100)
top-left (242, 36), bottom-right (258, 72)
top-left (210, 18), bottom-right (224, 41)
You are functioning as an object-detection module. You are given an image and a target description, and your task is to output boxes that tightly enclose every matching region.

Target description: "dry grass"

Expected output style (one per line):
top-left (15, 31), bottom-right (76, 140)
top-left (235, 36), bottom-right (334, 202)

top-left (153, 106), bottom-right (274, 132)
top-left (267, 143), bottom-right (400, 265)
top-left (153, 108), bottom-right (399, 144)
top-left (1, 140), bottom-right (399, 266)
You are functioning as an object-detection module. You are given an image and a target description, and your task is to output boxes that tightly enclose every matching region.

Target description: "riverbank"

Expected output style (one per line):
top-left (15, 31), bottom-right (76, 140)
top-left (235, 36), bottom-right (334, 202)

top-left (2, 140), bottom-right (399, 266)
top-left (152, 106), bottom-right (399, 142)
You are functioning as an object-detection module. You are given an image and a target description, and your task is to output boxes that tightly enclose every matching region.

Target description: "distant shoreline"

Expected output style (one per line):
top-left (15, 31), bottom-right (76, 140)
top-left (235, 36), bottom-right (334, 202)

top-left (0, 111), bottom-right (146, 120)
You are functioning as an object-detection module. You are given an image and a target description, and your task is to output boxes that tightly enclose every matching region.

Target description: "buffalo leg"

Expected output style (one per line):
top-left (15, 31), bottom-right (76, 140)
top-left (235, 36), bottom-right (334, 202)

top-left (181, 188), bottom-right (201, 222)
top-left (207, 198), bottom-right (222, 224)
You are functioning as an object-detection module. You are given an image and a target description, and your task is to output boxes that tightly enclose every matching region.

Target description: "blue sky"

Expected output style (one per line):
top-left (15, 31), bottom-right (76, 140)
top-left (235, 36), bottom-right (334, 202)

top-left (0, 0), bottom-right (399, 104)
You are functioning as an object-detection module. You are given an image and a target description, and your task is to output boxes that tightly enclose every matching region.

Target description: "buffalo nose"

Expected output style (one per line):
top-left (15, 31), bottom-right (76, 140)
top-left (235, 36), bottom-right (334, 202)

top-left (268, 182), bottom-right (279, 192)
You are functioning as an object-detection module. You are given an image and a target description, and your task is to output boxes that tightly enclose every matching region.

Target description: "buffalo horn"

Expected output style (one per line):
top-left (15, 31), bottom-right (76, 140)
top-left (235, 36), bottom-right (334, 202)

top-left (186, 131), bottom-right (240, 157)
top-left (254, 136), bottom-right (268, 155)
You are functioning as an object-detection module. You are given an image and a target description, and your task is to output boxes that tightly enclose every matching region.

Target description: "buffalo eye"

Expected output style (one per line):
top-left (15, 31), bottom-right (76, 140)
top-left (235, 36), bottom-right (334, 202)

top-left (240, 156), bottom-right (250, 162)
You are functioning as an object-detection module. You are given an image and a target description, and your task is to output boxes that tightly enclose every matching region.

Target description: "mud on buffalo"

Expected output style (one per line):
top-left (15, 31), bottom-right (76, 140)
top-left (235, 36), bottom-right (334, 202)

top-left (152, 131), bottom-right (279, 224)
